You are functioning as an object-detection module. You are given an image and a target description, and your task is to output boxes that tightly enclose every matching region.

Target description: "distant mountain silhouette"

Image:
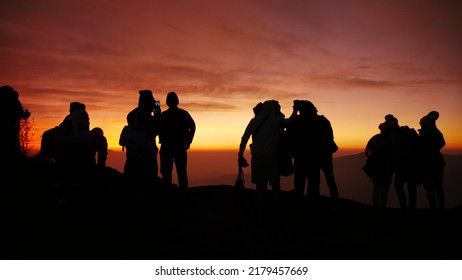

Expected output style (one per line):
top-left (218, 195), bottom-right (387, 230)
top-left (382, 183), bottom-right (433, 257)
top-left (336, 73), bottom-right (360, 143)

top-left (1, 155), bottom-right (461, 259)
top-left (195, 152), bottom-right (462, 209)
top-left (327, 153), bottom-right (462, 209)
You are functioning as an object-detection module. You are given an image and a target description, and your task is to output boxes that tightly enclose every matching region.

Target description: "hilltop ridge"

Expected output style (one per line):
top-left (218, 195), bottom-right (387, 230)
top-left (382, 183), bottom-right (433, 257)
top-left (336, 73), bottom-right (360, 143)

top-left (1, 156), bottom-right (461, 259)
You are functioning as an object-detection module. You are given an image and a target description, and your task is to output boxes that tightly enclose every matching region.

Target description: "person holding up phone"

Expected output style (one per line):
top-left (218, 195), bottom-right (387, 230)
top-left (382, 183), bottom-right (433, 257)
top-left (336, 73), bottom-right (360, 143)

top-left (122, 89), bottom-right (162, 224)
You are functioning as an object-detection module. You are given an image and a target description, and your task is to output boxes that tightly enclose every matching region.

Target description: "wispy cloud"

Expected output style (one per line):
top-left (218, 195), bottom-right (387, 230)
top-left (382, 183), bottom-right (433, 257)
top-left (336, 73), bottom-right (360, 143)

top-left (1, 0), bottom-right (461, 150)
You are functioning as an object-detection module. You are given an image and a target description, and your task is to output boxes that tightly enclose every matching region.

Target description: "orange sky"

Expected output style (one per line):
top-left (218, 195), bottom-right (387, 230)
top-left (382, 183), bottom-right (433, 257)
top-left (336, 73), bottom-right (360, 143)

top-left (2, 0), bottom-right (462, 156)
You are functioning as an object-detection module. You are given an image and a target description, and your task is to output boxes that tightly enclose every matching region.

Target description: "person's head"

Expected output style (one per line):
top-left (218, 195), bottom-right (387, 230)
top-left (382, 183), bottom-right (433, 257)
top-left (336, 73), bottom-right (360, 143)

top-left (70, 109), bottom-right (90, 132)
top-left (253, 102), bottom-right (263, 116)
top-left (420, 111), bottom-right (439, 128)
top-left (378, 123), bottom-right (386, 134)
top-left (69, 102), bottom-right (86, 114)
top-left (0, 85), bottom-right (19, 99)
top-left (166, 91), bottom-right (179, 108)
top-left (261, 100), bottom-right (280, 115)
top-left (91, 127), bottom-right (104, 136)
top-left (138, 89), bottom-right (156, 110)
top-left (296, 100), bottom-right (317, 115)
top-left (380, 114), bottom-right (399, 131)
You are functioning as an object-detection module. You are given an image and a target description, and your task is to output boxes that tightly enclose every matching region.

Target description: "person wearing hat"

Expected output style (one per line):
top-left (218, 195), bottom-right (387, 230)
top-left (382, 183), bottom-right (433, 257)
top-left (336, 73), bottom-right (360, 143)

top-left (238, 100), bottom-right (285, 215)
top-left (363, 114), bottom-right (401, 208)
top-left (54, 101), bottom-right (88, 162)
top-left (418, 111), bottom-right (446, 210)
top-left (286, 100), bottom-right (340, 209)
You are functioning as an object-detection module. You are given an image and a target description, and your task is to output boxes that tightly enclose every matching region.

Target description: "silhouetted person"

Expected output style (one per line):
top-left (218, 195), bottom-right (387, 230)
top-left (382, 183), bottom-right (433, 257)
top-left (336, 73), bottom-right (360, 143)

top-left (316, 105), bottom-right (339, 204)
top-left (238, 102), bottom-right (263, 185)
top-left (159, 91), bottom-right (196, 192)
top-left (364, 114), bottom-right (399, 208)
top-left (89, 127), bottom-right (108, 168)
top-left (239, 100), bottom-right (284, 215)
top-left (286, 100), bottom-right (339, 209)
top-left (418, 111), bottom-right (445, 210)
top-left (394, 125), bottom-right (421, 210)
top-left (253, 102), bottom-right (263, 117)
top-left (58, 107), bottom-right (109, 212)
top-left (0, 85), bottom-right (30, 186)
top-left (54, 102), bottom-right (87, 204)
top-left (122, 89), bottom-right (161, 223)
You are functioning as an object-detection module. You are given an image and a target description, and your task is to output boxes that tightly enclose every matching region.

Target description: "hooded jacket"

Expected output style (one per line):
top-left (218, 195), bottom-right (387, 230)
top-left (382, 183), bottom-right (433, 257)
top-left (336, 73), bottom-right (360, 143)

top-left (239, 100), bottom-right (284, 155)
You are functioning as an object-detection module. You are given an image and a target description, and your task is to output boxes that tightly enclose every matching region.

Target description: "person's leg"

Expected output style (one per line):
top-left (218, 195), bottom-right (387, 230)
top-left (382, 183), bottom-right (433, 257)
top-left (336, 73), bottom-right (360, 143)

top-left (267, 155), bottom-right (281, 212)
top-left (425, 185), bottom-right (437, 210)
top-left (376, 180), bottom-right (388, 208)
top-left (146, 157), bottom-right (160, 220)
top-left (434, 167), bottom-right (445, 210)
top-left (160, 147), bottom-right (173, 186)
top-left (423, 169), bottom-right (438, 210)
top-left (381, 170), bottom-right (393, 208)
top-left (394, 170), bottom-right (408, 209)
top-left (174, 149), bottom-right (188, 190)
top-left (321, 154), bottom-right (339, 200)
top-left (372, 180), bottom-right (381, 207)
top-left (373, 171), bottom-right (392, 208)
top-left (293, 158), bottom-right (307, 198)
top-left (307, 159), bottom-right (321, 208)
top-left (253, 154), bottom-right (267, 217)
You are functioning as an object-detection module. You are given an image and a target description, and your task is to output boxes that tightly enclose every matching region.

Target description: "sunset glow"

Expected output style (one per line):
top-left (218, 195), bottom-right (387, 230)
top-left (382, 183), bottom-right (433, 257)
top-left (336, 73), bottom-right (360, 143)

top-left (2, 0), bottom-right (461, 159)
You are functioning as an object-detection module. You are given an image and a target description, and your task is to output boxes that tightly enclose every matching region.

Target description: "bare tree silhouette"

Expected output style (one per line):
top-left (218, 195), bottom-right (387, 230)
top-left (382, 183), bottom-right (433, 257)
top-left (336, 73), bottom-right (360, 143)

top-left (19, 107), bottom-right (36, 156)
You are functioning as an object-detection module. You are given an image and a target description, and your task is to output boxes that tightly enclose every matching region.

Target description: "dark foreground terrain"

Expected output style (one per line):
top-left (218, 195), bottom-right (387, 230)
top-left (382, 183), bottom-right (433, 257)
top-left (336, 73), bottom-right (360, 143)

top-left (1, 156), bottom-right (461, 260)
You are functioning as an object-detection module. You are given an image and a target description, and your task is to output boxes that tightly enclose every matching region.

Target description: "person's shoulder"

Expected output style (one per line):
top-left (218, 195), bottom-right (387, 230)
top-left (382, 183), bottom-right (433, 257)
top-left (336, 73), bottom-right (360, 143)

top-left (178, 107), bottom-right (191, 114)
top-left (317, 114), bottom-right (331, 123)
top-left (127, 107), bottom-right (140, 118)
top-left (369, 133), bottom-right (383, 141)
top-left (179, 107), bottom-right (194, 118)
top-left (160, 107), bottom-right (173, 116)
top-left (128, 107), bottom-right (139, 114)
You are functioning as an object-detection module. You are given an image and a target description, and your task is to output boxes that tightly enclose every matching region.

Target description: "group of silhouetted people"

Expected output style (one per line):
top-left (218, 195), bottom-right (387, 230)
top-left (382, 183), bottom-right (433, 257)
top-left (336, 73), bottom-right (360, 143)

top-left (239, 99), bottom-right (339, 215)
top-left (52, 101), bottom-right (108, 211)
top-left (120, 90), bottom-right (196, 223)
top-left (1, 85), bottom-right (448, 221)
top-left (365, 112), bottom-right (446, 211)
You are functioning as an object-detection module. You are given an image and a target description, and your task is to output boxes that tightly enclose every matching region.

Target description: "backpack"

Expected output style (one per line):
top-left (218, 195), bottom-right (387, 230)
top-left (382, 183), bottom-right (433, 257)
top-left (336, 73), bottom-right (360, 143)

top-left (62, 131), bottom-right (97, 166)
top-left (400, 126), bottom-right (420, 157)
top-left (362, 155), bottom-right (387, 180)
top-left (119, 125), bottom-right (154, 160)
top-left (40, 126), bottom-right (59, 159)
top-left (253, 115), bottom-right (293, 176)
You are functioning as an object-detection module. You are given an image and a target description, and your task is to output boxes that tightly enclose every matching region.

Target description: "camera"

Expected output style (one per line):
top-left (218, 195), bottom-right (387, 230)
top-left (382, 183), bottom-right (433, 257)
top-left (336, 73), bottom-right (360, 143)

top-left (153, 100), bottom-right (161, 115)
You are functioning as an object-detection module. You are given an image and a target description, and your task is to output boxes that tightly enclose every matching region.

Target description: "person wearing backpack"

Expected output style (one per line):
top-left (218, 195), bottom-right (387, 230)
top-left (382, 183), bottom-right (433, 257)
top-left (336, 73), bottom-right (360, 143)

top-left (59, 106), bottom-right (108, 211)
top-left (158, 91), bottom-right (196, 193)
top-left (285, 100), bottom-right (339, 210)
top-left (238, 100), bottom-right (285, 216)
top-left (394, 125), bottom-right (421, 210)
top-left (121, 89), bottom-right (161, 224)
top-left (316, 107), bottom-right (340, 206)
top-left (364, 114), bottom-right (400, 208)
top-left (418, 111), bottom-right (446, 210)
top-left (54, 102), bottom-right (87, 205)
